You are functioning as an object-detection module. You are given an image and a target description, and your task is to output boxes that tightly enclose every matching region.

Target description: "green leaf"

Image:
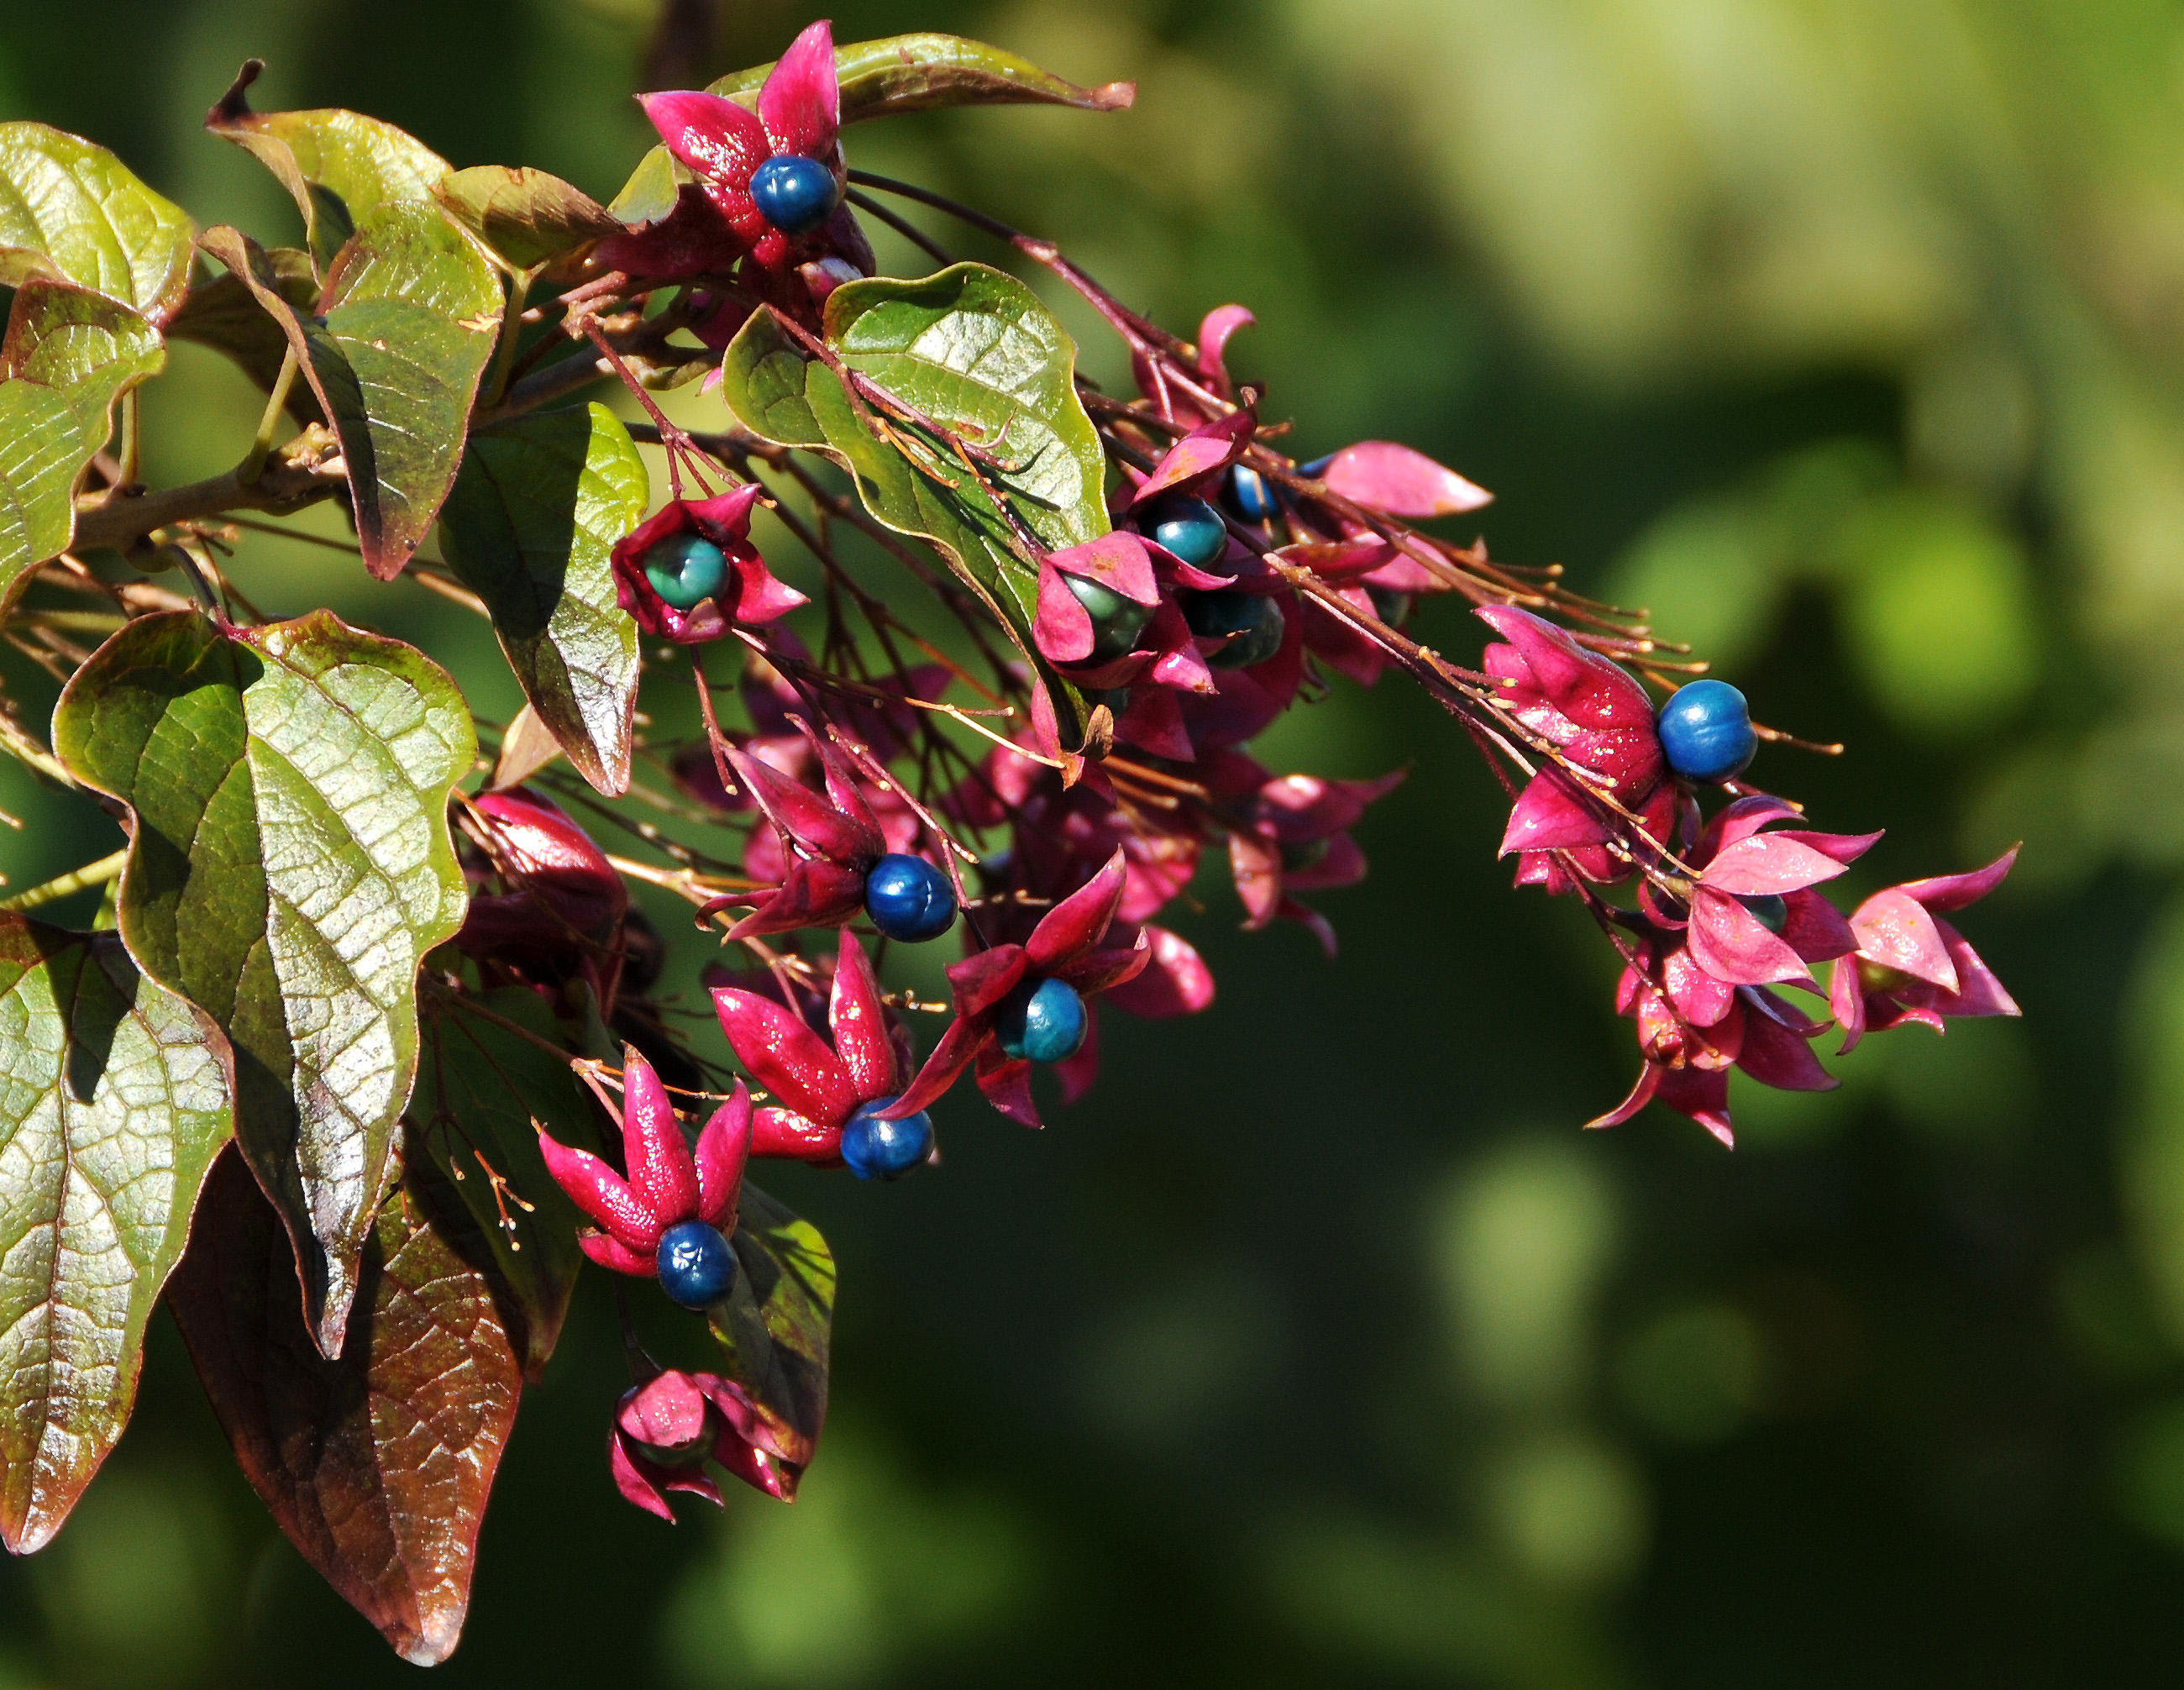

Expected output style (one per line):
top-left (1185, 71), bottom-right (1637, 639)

top-left (435, 403), bottom-right (646, 794)
top-left (433, 166), bottom-right (621, 276)
top-left (410, 988), bottom-right (600, 1378)
top-left (200, 213), bottom-right (501, 580)
top-left (0, 916), bottom-right (232, 1554)
top-left (53, 609), bottom-right (475, 1357)
top-left (166, 245), bottom-right (323, 422)
top-left (168, 1149), bottom-right (520, 1666)
top-left (0, 379), bottom-right (89, 597)
top-left (1, 279), bottom-right (165, 442)
top-left (206, 61), bottom-right (450, 270)
top-left (710, 32), bottom-right (1136, 120)
top-left (0, 123), bottom-right (196, 325)
top-left (706, 1183), bottom-right (836, 1475)
top-left (606, 145), bottom-right (682, 227)
top-left (717, 263), bottom-right (1108, 741)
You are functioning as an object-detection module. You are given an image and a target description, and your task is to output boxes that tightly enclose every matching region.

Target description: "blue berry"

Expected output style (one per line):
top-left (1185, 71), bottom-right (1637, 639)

top-left (656, 1220), bottom-right (738, 1309)
top-left (995, 976), bottom-right (1087, 1064)
top-left (1146, 496), bottom-right (1228, 569)
top-left (1741, 893), bottom-right (1789, 934)
top-left (840, 1096), bottom-right (934, 1180)
top-left (1062, 573), bottom-right (1152, 663)
top-left (748, 155), bottom-right (840, 234)
top-left (1658, 680), bottom-right (1758, 784)
top-left (1297, 454), bottom-right (1333, 477)
top-left (864, 853), bottom-right (957, 943)
top-left (1184, 590), bottom-right (1286, 669)
top-left (643, 533), bottom-right (729, 610)
top-left (1226, 464), bottom-right (1280, 522)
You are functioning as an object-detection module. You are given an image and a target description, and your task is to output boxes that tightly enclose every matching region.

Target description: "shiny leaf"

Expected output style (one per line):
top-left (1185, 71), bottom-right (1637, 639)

top-left (168, 1149), bottom-right (520, 1666)
top-left (435, 403), bottom-right (647, 794)
top-left (53, 609), bottom-right (475, 1356)
top-left (410, 988), bottom-right (600, 1378)
top-left (0, 378), bottom-right (87, 598)
top-left (206, 62), bottom-right (449, 270)
top-left (705, 1183), bottom-right (835, 1468)
top-left (0, 123), bottom-right (195, 324)
top-left (0, 916), bottom-right (231, 1554)
top-left (200, 215), bottom-right (501, 580)
top-left (2, 279), bottom-right (164, 441)
top-left (433, 166), bottom-right (620, 276)
top-left (708, 31), bottom-right (1135, 119)
top-left (718, 263), bottom-right (1105, 743)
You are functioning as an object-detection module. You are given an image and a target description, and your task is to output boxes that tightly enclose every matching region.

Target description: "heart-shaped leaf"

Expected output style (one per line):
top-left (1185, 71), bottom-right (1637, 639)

top-left (200, 216), bottom-right (501, 580)
top-left (53, 609), bottom-right (475, 1357)
top-left (0, 123), bottom-right (195, 325)
top-left (718, 263), bottom-right (1106, 743)
top-left (433, 166), bottom-right (621, 276)
top-left (410, 987), bottom-right (601, 1378)
top-left (711, 31), bottom-right (1135, 119)
top-left (206, 61), bottom-right (450, 270)
top-left (168, 1148), bottom-right (520, 1666)
top-left (435, 403), bottom-right (647, 795)
top-left (0, 916), bottom-right (232, 1554)
top-left (167, 244), bottom-right (323, 422)
top-left (705, 1183), bottom-right (835, 1475)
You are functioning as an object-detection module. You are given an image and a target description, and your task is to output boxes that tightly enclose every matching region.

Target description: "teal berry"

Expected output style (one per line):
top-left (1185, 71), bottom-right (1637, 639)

top-left (840, 1098), bottom-right (934, 1180)
top-left (655, 1220), bottom-right (738, 1309)
top-left (1184, 590), bottom-right (1286, 669)
top-left (1366, 585), bottom-right (1413, 627)
top-left (1062, 573), bottom-right (1152, 663)
top-left (748, 155), bottom-right (840, 234)
top-left (995, 976), bottom-right (1087, 1064)
top-left (1658, 679), bottom-right (1758, 784)
top-left (643, 533), bottom-right (730, 611)
top-left (1146, 496), bottom-right (1228, 569)
top-left (1226, 464), bottom-right (1280, 522)
top-left (1741, 893), bottom-right (1789, 934)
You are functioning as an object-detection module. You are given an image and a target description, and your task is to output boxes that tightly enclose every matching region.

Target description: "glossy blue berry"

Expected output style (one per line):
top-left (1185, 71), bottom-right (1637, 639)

top-left (1297, 454), bottom-right (1334, 477)
top-left (1146, 496), bottom-right (1228, 569)
top-left (1658, 679), bottom-right (1758, 784)
top-left (1062, 573), bottom-right (1152, 663)
top-left (1226, 464), bottom-right (1280, 522)
top-left (656, 1220), bottom-right (738, 1309)
top-left (643, 533), bottom-right (729, 610)
top-left (864, 853), bottom-right (957, 942)
top-left (995, 976), bottom-right (1087, 1064)
top-left (1184, 590), bottom-right (1286, 669)
top-left (1741, 893), bottom-right (1789, 934)
top-left (748, 155), bottom-right (840, 234)
top-left (840, 1096), bottom-right (934, 1181)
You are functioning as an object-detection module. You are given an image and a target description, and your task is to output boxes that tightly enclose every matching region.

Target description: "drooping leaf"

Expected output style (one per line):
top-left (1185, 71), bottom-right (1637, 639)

top-left (199, 215), bottom-right (501, 580)
top-left (0, 916), bottom-right (232, 1554)
top-left (167, 244), bottom-right (323, 421)
top-left (168, 1148), bottom-right (520, 1666)
top-left (53, 610), bottom-right (475, 1357)
top-left (205, 61), bottom-right (450, 270)
top-left (718, 263), bottom-right (1107, 743)
top-left (0, 123), bottom-right (196, 324)
top-left (0, 378), bottom-right (88, 596)
top-left (710, 31), bottom-right (1135, 119)
top-left (410, 987), bottom-right (601, 1378)
top-left (435, 403), bottom-right (646, 794)
top-left (1, 279), bottom-right (165, 441)
top-left (433, 166), bottom-right (621, 276)
top-left (706, 1183), bottom-right (836, 1469)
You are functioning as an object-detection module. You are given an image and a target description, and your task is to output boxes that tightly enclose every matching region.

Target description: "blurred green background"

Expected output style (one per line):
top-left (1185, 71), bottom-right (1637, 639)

top-left (3, 0), bottom-right (2181, 1683)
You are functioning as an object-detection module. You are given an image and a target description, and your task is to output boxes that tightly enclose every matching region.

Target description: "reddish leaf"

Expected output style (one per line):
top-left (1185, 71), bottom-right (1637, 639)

top-left (168, 1150), bottom-right (521, 1666)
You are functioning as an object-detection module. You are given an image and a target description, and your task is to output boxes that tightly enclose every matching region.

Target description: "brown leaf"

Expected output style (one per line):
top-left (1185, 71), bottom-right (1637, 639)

top-left (167, 1148), bottom-right (521, 1665)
